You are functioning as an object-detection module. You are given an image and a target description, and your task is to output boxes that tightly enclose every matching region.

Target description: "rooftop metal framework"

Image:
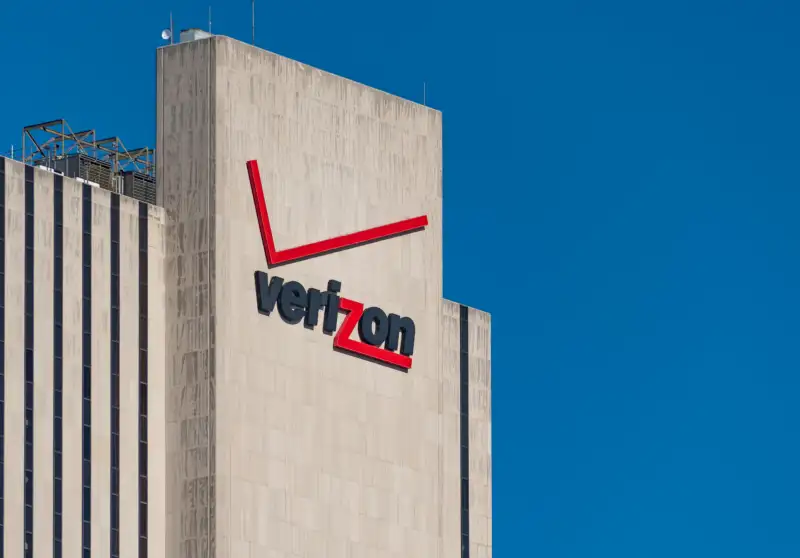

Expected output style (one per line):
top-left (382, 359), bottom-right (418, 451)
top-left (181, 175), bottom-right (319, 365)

top-left (22, 118), bottom-right (154, 176)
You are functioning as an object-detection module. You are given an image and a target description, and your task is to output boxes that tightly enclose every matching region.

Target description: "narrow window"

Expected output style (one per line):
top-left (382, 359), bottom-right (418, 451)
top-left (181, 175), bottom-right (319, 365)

top-left (54, 174), bottom-right (64, 558)
top-left (110, 194), bottom-right (120, 558)
top-left (138, 202), bottom-right (148, 557)
top-left (0, 157), bottom-right (7, 549)
top-left (82, 184), bottom-right (92, 558)
top-left (24, 165), bottom-right (34, 558)
top-left (459, 305), bottom-right (470, 558)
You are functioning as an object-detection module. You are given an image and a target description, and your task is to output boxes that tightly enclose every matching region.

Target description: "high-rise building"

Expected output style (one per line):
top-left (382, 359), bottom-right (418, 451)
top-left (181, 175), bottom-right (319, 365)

top-left (0, 34), bottom-right (492, 558)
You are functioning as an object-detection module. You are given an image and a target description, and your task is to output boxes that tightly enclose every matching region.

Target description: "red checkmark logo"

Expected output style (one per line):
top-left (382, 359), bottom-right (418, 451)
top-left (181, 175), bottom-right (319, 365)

top-left (247, 160), bottom-right (428, 267)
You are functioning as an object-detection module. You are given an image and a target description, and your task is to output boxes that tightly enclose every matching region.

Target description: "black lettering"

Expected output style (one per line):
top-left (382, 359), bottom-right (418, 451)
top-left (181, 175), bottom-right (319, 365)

top-left (305, 288), bottom-right (325, 328)
top-left (323, 292), bottom-right (340, 334)
top-left (386, 314), bottom-right (416, 356)
top-left (359, 307), bottom-right (389, 346)
top-left (254, 271), bottom-right (283, 314)
top-left (254, 273), bottom-right (418, 363)
top-left (279, 281), bottom-right (307, 324)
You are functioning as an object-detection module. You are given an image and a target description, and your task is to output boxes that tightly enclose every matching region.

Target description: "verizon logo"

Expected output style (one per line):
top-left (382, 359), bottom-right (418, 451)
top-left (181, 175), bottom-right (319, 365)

top-left (247, 160), bottom-right (426, 369)
top-left (255, 272), bottom-right (415, 369)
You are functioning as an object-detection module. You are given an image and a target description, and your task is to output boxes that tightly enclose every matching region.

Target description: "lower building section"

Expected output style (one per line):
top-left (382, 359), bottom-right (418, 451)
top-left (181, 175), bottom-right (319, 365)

top-left (465, 306), bottom-right (493, 558)
top-left (441, 300), bottom-right (493, 558)
top-left (0, 158), bottom-right (166, 558)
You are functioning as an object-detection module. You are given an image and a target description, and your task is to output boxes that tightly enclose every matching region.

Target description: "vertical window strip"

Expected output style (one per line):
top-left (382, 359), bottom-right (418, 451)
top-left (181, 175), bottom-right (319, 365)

top-left (24, 166), bottom-right (34, 558)
top-left (54, 175), bottom-right (64, 558)
top-left (459, 305), bottom-right (470, 558)
top-left (0, 157), bottom-right (6, 548)
top-left (82, 184), bottom-right (91, 558)
top-left (138, 202), bottom-right (148, 557)
top-left (110, 194), bottom-right (120, 558)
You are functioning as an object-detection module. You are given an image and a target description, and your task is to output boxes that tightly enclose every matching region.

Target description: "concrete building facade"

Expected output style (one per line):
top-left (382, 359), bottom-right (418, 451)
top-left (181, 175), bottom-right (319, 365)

top-left (0, 158), bottom-right (167, 558)
top-left (0, 34), bottom-right (491, 558)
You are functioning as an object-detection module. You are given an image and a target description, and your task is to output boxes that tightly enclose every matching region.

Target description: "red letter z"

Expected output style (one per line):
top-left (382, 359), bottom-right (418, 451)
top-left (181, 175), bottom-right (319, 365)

top-left (333, 298), bottom-right (412, 370)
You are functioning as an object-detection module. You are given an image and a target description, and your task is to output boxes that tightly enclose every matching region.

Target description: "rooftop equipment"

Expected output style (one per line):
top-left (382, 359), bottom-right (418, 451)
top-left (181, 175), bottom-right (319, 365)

top-left (20, 118), bottom-right (156, 204)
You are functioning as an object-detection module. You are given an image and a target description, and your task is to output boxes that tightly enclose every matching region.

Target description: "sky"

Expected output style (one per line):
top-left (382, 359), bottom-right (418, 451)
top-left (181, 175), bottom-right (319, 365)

top-left (2, 0), bottom-right (800, 556)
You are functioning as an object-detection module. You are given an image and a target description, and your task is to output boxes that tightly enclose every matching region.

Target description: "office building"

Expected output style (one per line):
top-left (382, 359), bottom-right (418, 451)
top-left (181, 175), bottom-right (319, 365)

top-left (0, 34), bottom-right (492, 558)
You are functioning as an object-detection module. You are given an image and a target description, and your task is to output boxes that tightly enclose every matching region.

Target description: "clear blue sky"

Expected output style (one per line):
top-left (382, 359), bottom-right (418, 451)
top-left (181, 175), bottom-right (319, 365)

top-left (3, 1), bottom-right (800, 556)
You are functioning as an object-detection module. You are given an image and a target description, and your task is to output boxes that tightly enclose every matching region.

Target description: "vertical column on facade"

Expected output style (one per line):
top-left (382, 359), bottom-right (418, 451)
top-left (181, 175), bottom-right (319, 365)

top-left (156, 41), bottom-right (217, 558)
top-left (60, 176), bottom-right (83, 558)
top-left (81, 184), bottom-right (91, 558)
top-left (459, 305), bottom-right (470, 558)
top-left (0, 157), bottom-right (5, 550)
top-left (466, 308), bottom-right (492, 556)
top-left (137, 202), bottom-right (148, 557)
top-left (145, 204), bottom-right (166, 558)
top-left (53, 175), bottom-right (63, 558)
top-left (90, 190), bottom-right (110, 558)
top-left (4, 161), bottom-right (23, 558)
top-left (110, 194), bottom-right (120, 558)
top-left (33, 168), bottom-right (55, 558)
top-left (119, 197), bottom-right (139, 558)
top-left (23, 166), bottom-right (34, 558)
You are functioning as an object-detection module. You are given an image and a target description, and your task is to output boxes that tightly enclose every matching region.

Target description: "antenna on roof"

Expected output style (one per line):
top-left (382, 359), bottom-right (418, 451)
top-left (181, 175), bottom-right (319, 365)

top-left (252, 0), bottom-right (256, 45)
top-left (209, 6), bottom-right (212, 32)
top-left (423, 82), bottom-right (427, 106)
